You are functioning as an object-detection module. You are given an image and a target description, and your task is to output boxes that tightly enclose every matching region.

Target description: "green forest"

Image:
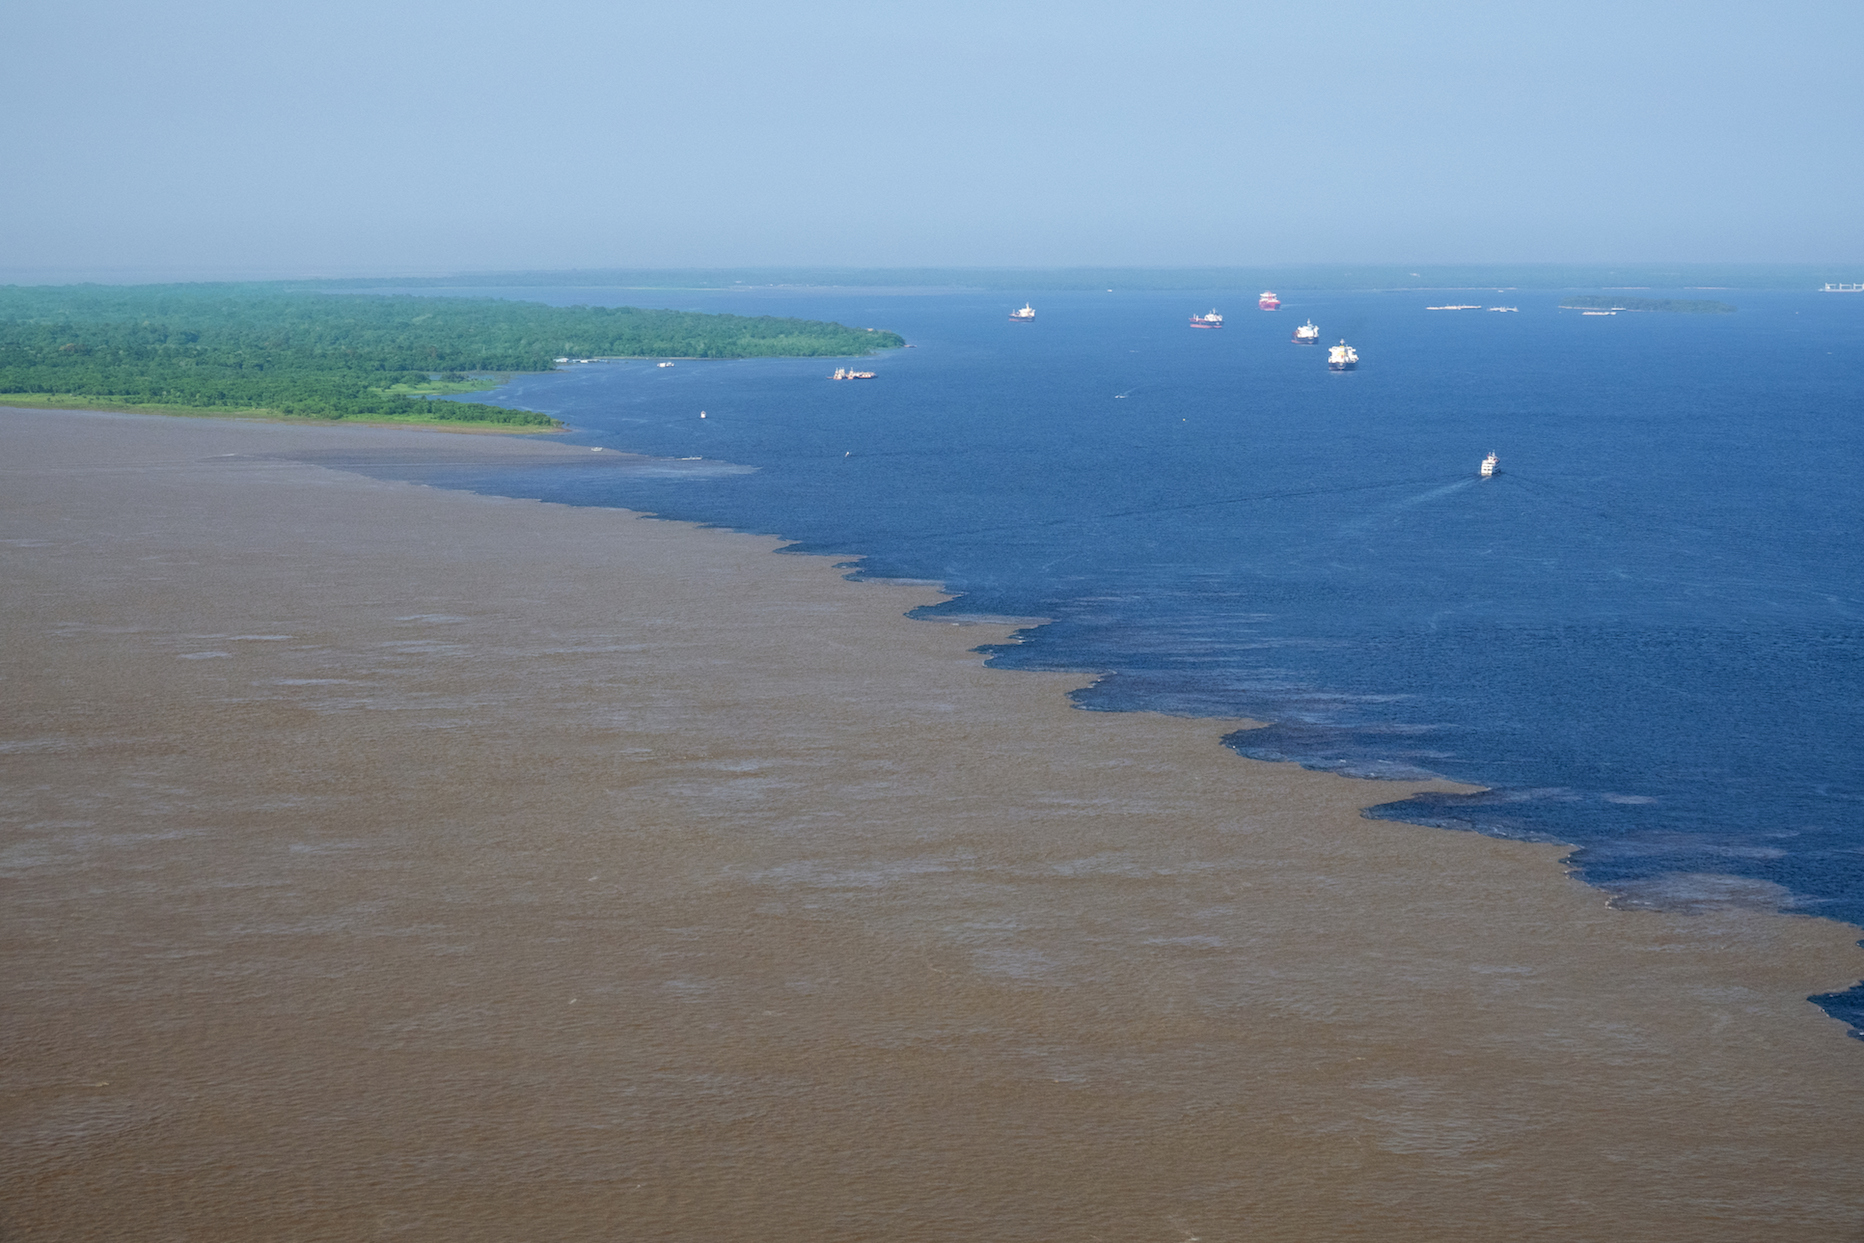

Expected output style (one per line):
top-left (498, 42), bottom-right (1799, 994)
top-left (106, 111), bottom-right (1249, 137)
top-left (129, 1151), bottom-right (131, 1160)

top-left (0, 284), bottom-right (904, 428)
top-left (1558, 296), bottom-right (1736, 314)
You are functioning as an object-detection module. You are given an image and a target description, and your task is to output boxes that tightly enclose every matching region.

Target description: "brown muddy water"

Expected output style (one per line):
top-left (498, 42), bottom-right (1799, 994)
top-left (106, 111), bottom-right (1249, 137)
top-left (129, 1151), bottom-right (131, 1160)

top-left (3, 409), bottom-right (1862, 1242)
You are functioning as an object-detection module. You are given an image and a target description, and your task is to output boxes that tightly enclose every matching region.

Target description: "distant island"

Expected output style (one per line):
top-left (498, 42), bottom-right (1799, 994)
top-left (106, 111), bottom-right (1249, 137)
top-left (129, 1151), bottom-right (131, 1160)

top-left (0, 284), bottom-right (905, 429)
top-left (1559, 296), bottom-right (1736, 314)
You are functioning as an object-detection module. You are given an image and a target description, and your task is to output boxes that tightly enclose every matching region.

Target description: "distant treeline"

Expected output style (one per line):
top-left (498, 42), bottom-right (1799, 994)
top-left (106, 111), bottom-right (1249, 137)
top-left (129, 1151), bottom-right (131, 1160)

top-left (311, 264), bottom-right (1854, 293)
top-left (0, 284), bottom-right (903, 426)
top-left (1559, 296), bottom-right (1736, 314)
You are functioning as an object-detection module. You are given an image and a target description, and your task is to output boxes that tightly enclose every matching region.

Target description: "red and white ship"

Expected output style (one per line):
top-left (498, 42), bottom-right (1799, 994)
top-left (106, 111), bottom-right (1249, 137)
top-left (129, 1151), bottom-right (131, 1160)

top-left (1258, 290), bottom-right (1281, 310)
top-left (1189, 308), bottom-right (1224, 329)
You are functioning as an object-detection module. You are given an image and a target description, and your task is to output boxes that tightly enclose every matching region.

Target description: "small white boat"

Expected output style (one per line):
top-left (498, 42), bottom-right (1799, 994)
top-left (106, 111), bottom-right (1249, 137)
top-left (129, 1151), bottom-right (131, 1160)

top-left (657, 361), bottom-right (676, 367)
top-left (1009, 303), bottom-right (1036, 322)
top-left (1480, 452), bottom-right (1498, 478)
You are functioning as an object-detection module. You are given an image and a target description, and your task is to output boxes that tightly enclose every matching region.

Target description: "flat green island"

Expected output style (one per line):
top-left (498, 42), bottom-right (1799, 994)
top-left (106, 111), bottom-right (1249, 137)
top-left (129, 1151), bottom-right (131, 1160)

top-left (0, 284), bottom-right (906, 430)
top-left (1559, 295), bottom-right (1736, 314)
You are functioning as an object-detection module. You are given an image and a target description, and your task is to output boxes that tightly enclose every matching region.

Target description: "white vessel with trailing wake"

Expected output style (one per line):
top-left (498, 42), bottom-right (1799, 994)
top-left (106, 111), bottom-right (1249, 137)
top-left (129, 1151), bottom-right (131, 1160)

top-left (1293, 319), bottom-right (1320, 344)
top-left (1327, 340), bottom-right (1358, 371)
top-left (1009, 303), bottom-right (1036, 322)
top-left (1480, 452), bottom-right (1498, 478)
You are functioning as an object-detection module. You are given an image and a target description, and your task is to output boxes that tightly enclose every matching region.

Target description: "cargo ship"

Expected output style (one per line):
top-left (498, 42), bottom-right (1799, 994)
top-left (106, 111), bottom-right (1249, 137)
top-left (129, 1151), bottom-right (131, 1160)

top-left (1009, 303), bottom-right (1036, 322)
top-left (1258, 291), bottom-right (1281, 310)
top-left (1327, 340), bottom-right (1358, 371)
top-left (1480, 452), bottom-right (1498, 478)
top-left (1189, 309), bottom-right (1224, 329)
top-left (1293, 319), bottom-right (1320, 344)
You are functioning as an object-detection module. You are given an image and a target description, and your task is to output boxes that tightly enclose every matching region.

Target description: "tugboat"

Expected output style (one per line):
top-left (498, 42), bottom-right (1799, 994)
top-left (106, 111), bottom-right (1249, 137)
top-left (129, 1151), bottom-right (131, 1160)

top-left (1259, 290), bottom-right (1281, 310)
top-left (1480, 452), bottom-right (1498, 478)
top-left (1327, 340), bottom-right (1358, 371)
top-left (1009, 303), bottom-right (1036, 322)
top-left (1292, 319), bottom-right (1320, 344)
top-left (1189, 309), bottom-right (1224, 329)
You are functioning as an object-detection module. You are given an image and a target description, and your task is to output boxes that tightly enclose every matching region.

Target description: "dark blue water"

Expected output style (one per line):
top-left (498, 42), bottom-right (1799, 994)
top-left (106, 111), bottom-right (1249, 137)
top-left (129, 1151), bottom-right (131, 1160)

top-left (378, 284), bottom-right (1864, 1030)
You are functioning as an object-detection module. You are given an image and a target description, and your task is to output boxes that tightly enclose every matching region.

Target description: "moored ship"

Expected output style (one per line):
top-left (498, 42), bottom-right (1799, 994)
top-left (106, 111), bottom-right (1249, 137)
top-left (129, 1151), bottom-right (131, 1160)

top-left (831, 367), bottom-right (876, 380)
top-left (1189, 309), bottom-right (1224, 329)
top-left (1327, 340), bottom-right (1358, 371)
top-left (1293, 319), bottom-right (1320, 344)
top-left (1258, 290), bottom-right (1281, 310)
top-left (1009, 303), bottom-right (1036, 322)
top-left (1480, 452), bottom-right (1498, 478)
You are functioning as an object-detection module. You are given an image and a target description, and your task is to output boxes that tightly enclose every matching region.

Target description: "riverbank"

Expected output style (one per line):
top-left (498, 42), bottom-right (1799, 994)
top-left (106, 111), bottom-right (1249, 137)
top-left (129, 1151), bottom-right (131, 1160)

top-left (0, 391), bottom-right (563, 431)
top-left (3, 406), bottom-right (1861, 1242)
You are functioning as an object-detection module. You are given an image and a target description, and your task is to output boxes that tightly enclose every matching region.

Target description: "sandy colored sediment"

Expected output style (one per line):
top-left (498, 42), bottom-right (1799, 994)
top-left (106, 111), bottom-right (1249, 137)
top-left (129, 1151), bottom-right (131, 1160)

top-left (2, 407), bottom-right (1860, 1242)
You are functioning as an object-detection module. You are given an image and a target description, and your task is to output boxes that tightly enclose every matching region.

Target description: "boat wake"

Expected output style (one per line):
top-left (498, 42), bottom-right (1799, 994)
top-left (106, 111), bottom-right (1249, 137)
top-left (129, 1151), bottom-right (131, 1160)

top-left (1338, 477), bottom-right (1478, 533)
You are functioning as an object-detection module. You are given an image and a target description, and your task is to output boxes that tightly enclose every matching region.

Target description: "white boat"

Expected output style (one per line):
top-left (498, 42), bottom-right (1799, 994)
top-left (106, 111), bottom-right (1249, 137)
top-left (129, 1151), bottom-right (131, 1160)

top-left (1327, 340), bottom-right (1358, 371)
top-left (1426, 304), bottom-right (1483, 311)
top-left (657, 361), bottom-right (676, 367)
top-left (1581, 310), bottom-right (1616, 316)
top-left (1293, 319), bottom-right (1320, 344)
top-left (1487, 306), bottom-right (1519, 312)
top-left (1480, 452), bottom-right (1498, 478)
top-left (1009, 303), bottom-right (1036, 322)
top-left (1189, 309), bottom-right (1224, 329)
top-left (1821, 283), bottom-right (1864, 292)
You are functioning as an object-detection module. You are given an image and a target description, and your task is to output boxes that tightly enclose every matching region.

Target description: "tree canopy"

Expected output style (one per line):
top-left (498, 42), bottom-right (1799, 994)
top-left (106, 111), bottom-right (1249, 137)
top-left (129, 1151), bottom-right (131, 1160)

top-left (0, 284), bottom-right (905, 426)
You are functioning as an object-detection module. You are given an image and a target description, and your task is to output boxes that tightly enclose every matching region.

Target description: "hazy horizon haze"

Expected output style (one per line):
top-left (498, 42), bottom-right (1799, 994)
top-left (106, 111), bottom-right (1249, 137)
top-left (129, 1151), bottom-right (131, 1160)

top-left (3, 0), bottom-right (1860, 282)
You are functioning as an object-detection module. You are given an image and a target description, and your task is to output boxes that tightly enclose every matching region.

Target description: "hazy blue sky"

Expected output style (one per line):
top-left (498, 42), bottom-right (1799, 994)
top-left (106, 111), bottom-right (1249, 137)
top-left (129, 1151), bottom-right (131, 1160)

top-left (4, 0), bottom-right (1860, 280)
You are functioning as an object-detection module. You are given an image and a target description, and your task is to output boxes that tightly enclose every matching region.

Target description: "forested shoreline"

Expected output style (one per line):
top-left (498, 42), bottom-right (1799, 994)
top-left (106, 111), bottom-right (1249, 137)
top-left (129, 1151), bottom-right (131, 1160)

top-left (1558, 296), bottom-right (1736, 314)
top-left (0, 284), bottom-right (904, 427)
